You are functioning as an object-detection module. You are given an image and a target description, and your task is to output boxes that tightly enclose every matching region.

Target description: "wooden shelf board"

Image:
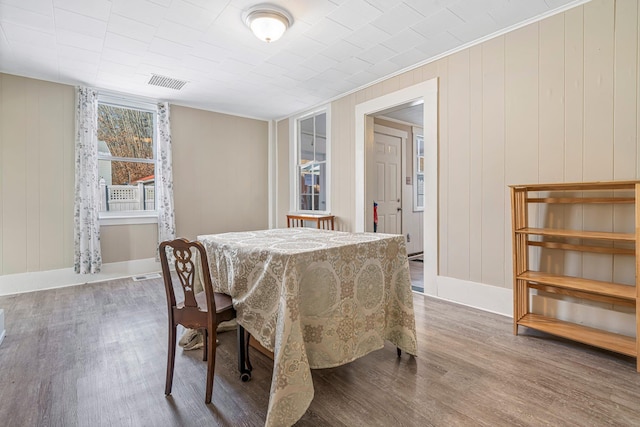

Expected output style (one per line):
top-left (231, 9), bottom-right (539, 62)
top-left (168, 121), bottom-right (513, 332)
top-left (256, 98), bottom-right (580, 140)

top-left (516, 227), bottom-right (635, 242)
top-left (519, 271), bottom-right (636, 301)
top-left (528, 283), bottom-right (636, 308)
top-left (517, 314), bottom-right (637, 357)
top-left (527, 197), bottom-right (634, 204)
top-left (510, 181), bottom-right (640, 191)
top-left (527, 240), bottom-right (634, 255)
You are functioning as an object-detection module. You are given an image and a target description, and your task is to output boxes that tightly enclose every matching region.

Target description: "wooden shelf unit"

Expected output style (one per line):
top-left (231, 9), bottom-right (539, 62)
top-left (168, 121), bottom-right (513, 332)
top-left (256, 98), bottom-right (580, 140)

top-left (510, 180), bottom-right (640, 371)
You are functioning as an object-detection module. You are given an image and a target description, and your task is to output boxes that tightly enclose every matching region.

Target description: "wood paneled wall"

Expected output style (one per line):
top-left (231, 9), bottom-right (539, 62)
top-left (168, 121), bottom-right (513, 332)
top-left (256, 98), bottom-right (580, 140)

top-left (277, 0), bottom-right (640, 290)
top-left (0, 74), bottom-right (75, 275)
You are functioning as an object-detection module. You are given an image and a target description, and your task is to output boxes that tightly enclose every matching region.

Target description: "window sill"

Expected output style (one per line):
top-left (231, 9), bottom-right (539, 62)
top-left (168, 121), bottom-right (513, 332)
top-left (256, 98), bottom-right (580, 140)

top-left (99, 213), bottom-right (158, 226)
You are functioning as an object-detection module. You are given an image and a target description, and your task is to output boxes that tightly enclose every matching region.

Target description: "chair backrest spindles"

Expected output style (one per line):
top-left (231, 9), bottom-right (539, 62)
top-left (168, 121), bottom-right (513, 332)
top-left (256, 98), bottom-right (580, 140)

top-left (159, 238), bottom-right (216, 327)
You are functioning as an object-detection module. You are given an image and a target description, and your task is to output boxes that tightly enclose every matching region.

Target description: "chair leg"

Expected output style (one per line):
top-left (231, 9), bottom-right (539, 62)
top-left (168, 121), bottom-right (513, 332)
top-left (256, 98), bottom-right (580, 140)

top-left (205, 329), bottom-right (216, 404)
top-left (165, 322), bottom-right (177, 395)
top-left (202, 328), bottom-right (208, 362)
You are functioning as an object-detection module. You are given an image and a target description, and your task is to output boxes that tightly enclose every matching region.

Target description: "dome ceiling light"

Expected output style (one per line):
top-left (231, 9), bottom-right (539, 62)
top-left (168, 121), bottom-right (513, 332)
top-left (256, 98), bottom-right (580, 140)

top-left (244, 4), bottom-right (293, 43)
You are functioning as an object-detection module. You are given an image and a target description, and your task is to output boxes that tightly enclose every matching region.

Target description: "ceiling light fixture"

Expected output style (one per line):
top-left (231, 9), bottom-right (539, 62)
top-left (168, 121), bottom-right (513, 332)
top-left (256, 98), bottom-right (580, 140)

top-left (244, 4), bottom-right (292, 43)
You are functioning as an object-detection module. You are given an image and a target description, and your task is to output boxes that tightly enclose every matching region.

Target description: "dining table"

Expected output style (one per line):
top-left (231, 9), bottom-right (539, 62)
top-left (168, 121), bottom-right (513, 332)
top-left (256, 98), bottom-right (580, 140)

top-left (197, 227), bottom-right (418, 427)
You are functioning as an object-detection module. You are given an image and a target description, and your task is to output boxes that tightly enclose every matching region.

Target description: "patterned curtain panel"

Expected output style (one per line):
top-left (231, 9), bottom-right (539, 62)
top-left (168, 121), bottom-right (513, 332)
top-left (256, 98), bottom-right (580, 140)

top-left (156, 102), bottom-right (176, 258)
top-left (74, 87), bottom-right (102, 274)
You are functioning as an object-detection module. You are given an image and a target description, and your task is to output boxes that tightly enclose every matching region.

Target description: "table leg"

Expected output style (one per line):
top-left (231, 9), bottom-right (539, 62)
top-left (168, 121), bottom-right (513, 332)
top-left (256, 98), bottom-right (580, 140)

top-left (237, 324), bottom-right (252, 382)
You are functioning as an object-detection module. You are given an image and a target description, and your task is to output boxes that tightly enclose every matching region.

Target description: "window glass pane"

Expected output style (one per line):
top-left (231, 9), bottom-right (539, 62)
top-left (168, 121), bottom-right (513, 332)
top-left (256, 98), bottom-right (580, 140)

top-left (413, 133), bottom-right (425, 211)
top-left (315, 136), bottom-right (326, 162)
top-left (299, 162), bottom-right (325, 211)
top-left (296, 110), bottom-right (329, 212)
top-left (416, 136), bottom-right (424, 174)
top-left (299, 165), bottom-right (313, 211)
top-left (299, 117), bottom-right (314, 163)
top-left (314, 113), bottom-right (326, 161)
top-left (317, 162), bottom-right (326, 211)
top-left (99, 160), bottom-right (155, 212)
top-left (98, 104), bottom-right (154, 160)
top-left (99, 159), bottom-right (154, 185)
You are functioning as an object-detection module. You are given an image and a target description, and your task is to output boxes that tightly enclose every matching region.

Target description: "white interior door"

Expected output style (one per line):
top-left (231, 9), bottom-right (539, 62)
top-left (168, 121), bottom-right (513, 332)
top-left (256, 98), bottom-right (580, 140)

top-left (373, 131), bottom-right (401, 234)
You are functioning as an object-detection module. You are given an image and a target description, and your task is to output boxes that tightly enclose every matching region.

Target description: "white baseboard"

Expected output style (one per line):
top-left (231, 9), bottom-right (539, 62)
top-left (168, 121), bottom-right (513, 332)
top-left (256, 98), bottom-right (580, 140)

top-left (0, 309), bottom-right (4, 347)
top-left (425, 276), bottom-right (636, 336)
top-left (426, 275), bottom-right (513, 317)
top-left (0, 258), bottom-right (162, 296)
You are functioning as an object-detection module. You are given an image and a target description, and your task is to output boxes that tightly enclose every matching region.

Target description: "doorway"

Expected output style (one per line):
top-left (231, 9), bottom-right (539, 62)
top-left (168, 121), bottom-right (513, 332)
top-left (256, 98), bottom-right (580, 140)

top-left (371, 103), bottom-right (425, 249)
top-left (370, 104), bottom-right (424, 291)
top-left (354, 79), bottom-right (438, 295)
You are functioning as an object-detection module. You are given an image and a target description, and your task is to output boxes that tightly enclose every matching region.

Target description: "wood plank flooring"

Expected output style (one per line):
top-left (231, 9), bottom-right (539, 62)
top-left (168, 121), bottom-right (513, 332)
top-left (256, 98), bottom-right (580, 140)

top-left (1, 274), bottom-right (640, 426)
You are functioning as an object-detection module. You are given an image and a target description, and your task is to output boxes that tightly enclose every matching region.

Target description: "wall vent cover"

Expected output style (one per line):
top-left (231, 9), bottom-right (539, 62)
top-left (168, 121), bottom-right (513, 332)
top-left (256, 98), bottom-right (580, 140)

top-left (148, 74), bottom-right (188, 90)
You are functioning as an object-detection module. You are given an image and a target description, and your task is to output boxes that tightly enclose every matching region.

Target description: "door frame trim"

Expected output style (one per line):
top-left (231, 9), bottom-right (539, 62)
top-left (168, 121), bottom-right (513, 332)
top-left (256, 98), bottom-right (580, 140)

top-left (355, 78), bottom-right (438, 294)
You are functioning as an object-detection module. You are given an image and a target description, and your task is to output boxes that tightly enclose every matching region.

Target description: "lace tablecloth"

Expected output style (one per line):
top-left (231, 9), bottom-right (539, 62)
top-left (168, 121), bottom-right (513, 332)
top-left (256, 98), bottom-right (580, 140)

top-left (198, 228), bottom-right (417, 427)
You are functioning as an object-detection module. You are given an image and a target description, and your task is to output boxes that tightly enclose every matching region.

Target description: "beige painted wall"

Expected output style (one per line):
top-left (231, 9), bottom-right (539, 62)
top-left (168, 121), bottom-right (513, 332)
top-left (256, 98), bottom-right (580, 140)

top-left (0, 74), bottom-right (75, 275)
top-left (100, 224), bottom-right (158, 263)
top-left (277, 0), bottom-right (640, 291)
top-left (171, 105), bottom-right (269, 239)
top-left (0, 74), bottom-right (269, 277)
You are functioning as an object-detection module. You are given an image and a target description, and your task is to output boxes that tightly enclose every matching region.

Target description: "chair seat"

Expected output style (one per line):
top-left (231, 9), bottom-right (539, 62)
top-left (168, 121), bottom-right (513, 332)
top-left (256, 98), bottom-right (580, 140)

top-left (213, 292), bottom-right (234, 313)
top-left (177, 292), bottom-right (234, 315)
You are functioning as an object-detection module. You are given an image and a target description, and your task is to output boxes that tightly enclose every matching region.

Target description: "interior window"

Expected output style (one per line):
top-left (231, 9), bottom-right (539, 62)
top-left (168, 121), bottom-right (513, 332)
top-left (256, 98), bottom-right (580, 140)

top-left (414, 131), bottom-right (424, 211)
top-left (97, 99), bottom-right (157, 216)
top-left (296, 111), bottom-right (329, 212)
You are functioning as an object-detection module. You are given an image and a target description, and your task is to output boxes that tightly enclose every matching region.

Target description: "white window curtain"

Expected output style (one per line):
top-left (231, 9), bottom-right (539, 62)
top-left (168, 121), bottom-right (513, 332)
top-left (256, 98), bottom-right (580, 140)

top-left (156, 102), bottom-right (176, 255)
top-left (74, 87), bottom-right (102, 274)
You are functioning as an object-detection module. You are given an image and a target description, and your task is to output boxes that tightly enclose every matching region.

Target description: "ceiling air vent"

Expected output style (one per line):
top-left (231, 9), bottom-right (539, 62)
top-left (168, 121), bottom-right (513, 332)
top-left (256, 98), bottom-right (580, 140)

top-left (147, 74), bottom-right (188, 90)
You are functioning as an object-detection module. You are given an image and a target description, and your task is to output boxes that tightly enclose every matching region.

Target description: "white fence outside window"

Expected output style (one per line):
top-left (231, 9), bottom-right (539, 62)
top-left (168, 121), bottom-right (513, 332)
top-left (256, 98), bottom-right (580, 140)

top-left (99, 179), bottom-right (155, 212)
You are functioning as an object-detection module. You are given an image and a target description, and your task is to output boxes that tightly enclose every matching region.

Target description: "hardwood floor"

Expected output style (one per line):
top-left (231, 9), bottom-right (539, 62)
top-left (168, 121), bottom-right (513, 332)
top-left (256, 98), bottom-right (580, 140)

top-left (409, 259), bottom-right (424, 292)
top-left (1, 276), bottom-right (640, 426)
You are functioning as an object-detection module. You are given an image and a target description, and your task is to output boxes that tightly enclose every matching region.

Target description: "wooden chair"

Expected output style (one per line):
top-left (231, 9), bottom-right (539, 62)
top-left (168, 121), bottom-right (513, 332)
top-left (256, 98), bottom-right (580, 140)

top-left (286, 214), bottom-right (335, 230)
top-left (159, 238), bottom-right (236, 404)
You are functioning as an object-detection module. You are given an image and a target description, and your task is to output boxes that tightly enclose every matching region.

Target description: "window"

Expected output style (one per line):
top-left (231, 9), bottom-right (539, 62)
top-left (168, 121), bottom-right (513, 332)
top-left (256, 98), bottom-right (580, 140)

top-left (294, 109), bottom-right (330, 213)
top-left (97, 96), bottom-right (158, 219)
top-left (413, 128), bottom-right (424, 211)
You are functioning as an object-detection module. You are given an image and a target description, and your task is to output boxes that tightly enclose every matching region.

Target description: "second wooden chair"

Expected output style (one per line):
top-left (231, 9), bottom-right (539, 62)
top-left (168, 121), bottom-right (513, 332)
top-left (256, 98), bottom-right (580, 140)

top-left (159, 238), bottom-right (236, 404)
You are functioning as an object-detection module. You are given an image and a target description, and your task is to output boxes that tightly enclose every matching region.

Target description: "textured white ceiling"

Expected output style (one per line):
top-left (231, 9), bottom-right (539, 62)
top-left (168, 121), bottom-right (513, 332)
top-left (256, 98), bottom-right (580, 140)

top-left (0, 0), bottom-right (588, 120)
top-left (378, 102), bottom-right (424, 126)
